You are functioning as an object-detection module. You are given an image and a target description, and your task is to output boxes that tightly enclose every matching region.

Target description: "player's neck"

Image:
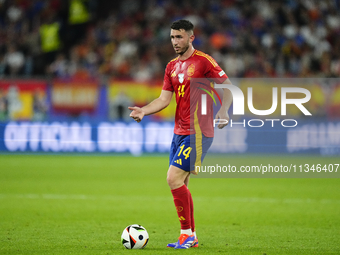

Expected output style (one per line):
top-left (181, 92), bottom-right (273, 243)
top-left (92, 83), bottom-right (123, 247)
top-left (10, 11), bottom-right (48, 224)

top-left (178, 46), bottom-right (195, 61)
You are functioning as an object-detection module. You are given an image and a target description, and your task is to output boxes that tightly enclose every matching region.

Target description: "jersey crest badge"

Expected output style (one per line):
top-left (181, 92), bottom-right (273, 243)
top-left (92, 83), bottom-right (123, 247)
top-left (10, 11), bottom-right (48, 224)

top-left (178, 73), bottom-right (184, 83)
top-left (187, 64), bottom-right (195, 76)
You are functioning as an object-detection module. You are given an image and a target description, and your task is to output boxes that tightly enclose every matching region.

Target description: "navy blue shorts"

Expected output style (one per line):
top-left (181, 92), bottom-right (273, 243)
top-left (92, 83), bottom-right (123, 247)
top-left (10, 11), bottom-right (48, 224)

top-left (169, 134), bottom-right (213, 172)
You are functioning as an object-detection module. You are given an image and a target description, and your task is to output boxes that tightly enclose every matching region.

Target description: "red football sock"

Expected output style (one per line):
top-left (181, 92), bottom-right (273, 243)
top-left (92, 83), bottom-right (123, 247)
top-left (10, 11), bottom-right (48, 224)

top-left (188, 190), bottom-right (195, 233)
top-left (171, 184), bottom-right (191, 230)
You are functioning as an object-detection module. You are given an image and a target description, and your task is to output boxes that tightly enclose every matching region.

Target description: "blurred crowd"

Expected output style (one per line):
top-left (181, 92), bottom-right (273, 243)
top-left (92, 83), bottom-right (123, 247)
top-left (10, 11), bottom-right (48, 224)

top-left (0, 0), bottom-right (340, 80)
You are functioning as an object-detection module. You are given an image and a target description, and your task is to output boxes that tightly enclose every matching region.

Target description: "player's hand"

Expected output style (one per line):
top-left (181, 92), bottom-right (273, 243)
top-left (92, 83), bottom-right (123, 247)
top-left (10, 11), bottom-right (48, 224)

top-left (128, 106), bottom-right (145, 123)
top-left (215, 110), bottom-right (230, 129)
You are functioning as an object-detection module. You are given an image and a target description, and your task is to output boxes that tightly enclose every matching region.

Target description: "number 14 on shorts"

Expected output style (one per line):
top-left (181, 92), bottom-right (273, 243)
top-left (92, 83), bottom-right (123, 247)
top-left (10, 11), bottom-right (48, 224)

top-left (178, 145), bottom-right (192, 159)
top-left (174, 145), bottom-right (192, 166)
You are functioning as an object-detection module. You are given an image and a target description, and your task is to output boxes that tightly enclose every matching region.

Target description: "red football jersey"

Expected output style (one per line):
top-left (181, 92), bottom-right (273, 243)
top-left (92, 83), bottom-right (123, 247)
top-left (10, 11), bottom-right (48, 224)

top-left (163, 49), bottom-right (228, 137)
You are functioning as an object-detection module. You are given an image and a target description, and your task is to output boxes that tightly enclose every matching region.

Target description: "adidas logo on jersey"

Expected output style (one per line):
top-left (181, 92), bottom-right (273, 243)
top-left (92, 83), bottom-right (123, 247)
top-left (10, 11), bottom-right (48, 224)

top-left (174, 159), bottom-right (182, 165)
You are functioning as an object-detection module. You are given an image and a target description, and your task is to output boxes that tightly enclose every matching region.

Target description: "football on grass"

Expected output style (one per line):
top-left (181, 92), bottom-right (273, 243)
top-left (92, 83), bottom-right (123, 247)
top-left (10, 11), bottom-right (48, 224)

top-left (121, 224), bottom-right (149, 249)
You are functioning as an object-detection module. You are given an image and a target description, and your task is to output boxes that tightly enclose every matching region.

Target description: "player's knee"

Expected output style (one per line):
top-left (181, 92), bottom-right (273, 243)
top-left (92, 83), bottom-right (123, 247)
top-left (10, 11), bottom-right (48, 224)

top-left (166, 174), bottom-right (174, 188)
top-left (167, 173), bottom-right (182, 190)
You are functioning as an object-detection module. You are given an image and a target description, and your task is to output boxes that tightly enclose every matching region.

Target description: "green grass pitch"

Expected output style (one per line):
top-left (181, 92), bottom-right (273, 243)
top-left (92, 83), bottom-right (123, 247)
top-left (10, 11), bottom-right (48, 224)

top-left (0, 154), bottom-right (339, 254)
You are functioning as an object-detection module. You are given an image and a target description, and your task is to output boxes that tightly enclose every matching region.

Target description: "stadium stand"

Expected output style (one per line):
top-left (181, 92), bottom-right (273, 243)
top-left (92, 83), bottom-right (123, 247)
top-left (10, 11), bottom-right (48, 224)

top-left (0, 0), bottom-right (339, 79)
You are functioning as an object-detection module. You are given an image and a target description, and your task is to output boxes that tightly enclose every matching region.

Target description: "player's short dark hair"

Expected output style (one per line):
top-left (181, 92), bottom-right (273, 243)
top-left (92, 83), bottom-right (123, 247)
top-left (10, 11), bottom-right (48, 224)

top-left (171, 19), bottom-right (194, 33)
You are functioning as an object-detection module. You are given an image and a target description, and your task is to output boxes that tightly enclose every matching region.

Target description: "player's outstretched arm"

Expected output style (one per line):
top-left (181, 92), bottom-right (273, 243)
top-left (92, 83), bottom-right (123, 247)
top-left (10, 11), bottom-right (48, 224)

top-left (129, 90), bottom-right (173, 123)
top-left (215, 78), bottom-right (233, 129)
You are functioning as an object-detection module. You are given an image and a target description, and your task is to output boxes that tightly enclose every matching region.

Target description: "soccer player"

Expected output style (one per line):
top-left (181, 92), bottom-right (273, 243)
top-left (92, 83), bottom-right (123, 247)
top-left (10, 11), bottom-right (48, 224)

top-left (129, 19), bottom-right (233, 249)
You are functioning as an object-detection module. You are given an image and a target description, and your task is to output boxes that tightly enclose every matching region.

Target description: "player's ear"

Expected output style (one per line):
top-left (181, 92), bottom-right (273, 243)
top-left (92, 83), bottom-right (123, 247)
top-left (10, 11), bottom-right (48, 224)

top-left (189, 34), bottom-right (195, 43)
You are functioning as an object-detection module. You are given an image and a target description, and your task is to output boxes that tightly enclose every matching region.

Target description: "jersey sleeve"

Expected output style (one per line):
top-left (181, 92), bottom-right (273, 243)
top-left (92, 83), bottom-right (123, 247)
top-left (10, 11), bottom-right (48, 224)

top-left (162, 62), bottom-right (174, 92)
top-left (204, 57), bottom-right (228, 83)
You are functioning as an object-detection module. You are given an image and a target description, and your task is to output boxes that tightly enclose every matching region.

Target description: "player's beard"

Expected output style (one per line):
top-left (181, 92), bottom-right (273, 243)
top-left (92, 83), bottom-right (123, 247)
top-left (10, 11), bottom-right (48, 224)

top-left (177, 40), bottom-right (190, 55)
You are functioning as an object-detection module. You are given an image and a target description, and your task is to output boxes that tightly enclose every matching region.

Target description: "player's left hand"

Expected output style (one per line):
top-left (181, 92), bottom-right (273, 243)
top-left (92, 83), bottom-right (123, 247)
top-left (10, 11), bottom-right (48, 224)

top-left (215, 110), bottom-right (229, 129)
top-left (128, 106), bottom-right (145, 123)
